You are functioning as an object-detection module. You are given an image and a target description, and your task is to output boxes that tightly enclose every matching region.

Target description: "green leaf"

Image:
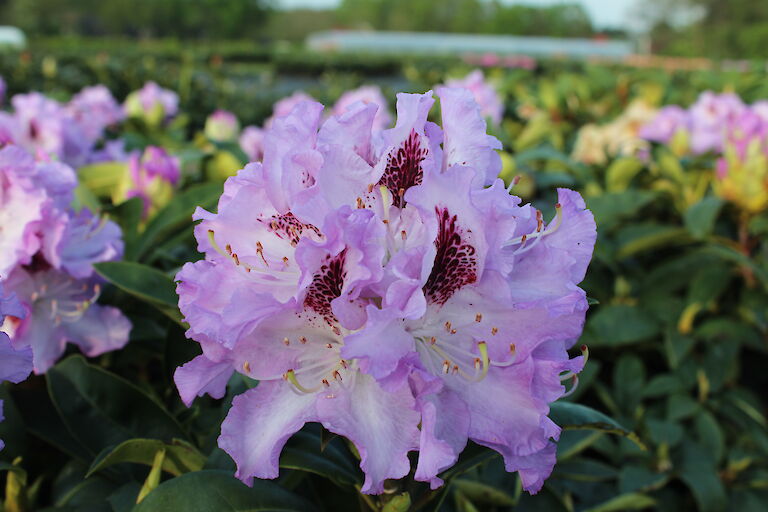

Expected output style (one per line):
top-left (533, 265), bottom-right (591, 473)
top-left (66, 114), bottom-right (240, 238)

top-left (279, 431), bottom-right (361, 487)
top-left (583, 492), bottom-right (656, 512)
top-left (110, 198), bottom-right (144, 261)
top-left (586, 191), bottom-right (656, 232)
top-left (550, 402), bottom-right (644, 448)
top-left (618, 466), bottom-right (669, 493)
top-left (684, 197), bottom-right (724, 239)
top-left (46, 356), bottom-right (186, 456)
top-left (606, 157), bottom-right (644, 192)
top-left (584, 304), bottom-right (660, 347)
top-left (616, 224), bottom-right (690, 259)
top-left (694, 411), bottom-right (725, 464)
top-left (87, 439), bottom-right (205, 478)
top-left (452, 480), bottom-right (514, 506)
top-left (678, 441), bottom-right (728, 512)
top-left (136, 183), bottom-right (221, 261)
top-left (93, 261), bottom-right (181, 323)
top-left (554, 459), bottom-right (617, 481)
top-left (132, 470), bottom-right (316, 511)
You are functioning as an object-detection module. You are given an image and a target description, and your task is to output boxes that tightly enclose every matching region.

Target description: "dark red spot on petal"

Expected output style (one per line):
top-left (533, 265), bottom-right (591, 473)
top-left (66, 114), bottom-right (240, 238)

top-left (424, 207), bottom-right (477, 305)
top-left (377, 129), bottom-right (428, 208)
top-left (262, 211), bottom-right (321, 246)
top-left (304, 249), bottom-right (347, 324)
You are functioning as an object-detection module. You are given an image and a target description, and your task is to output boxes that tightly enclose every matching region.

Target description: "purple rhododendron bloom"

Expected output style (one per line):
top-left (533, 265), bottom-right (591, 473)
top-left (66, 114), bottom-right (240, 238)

top-left (0, 284), bottom-right (33, 451)
top-left (66, 85), bottom-right (124, 144)
top-left (239, 125), bottom-right (264, 162)
top-left (205, 109), bottom-right (240, 143)
top-left (176, 88), bottom-right (594, 494)
top-left (3, 268), bottom-right (131, 374)
top-left (1, 144), bottom-right (131, 373)
top-left (266, 91), bottom-right (316, 128)
top-left (10, 92), bottom-right (68, 157)
top-left (126, 145), bottom-right (181, 215)
top-left (333, 86), bottom-right (392, 131)
top-left (445, 70), bottom-right (504, 126)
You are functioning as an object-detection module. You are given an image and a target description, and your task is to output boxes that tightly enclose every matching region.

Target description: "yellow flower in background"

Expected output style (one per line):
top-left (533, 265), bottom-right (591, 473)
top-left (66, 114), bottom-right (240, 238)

top-left (572, 100), bottom-right (658, 164)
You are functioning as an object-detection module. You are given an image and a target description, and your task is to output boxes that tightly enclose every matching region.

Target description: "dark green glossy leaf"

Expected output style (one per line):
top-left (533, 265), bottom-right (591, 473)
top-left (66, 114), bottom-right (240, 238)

top-left (93, 261), bottom-right (182, 323)
top-left (584, 304), bottom-right (660, 347)
top-left (550, 402), bottom-right (644, 448)
top-left (87, 439), bottom-right (205, 478)
top-left (47, 356), bottom-right (186, 456)
top-left (132, 470), bottom-right (317, 511)
top-left (684, 197), bottom-right (724, 239)
top-left (136, 183), bottom-right (221, 260)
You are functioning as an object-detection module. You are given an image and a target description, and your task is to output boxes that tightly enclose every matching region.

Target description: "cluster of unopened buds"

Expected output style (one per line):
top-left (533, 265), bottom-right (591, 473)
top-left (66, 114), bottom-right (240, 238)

top-left (175, 86), bottom-right (596, 494)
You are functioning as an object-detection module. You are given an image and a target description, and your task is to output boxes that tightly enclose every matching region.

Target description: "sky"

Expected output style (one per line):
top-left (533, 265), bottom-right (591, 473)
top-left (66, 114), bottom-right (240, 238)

top-left (276, 0), bottom-right (637, 29)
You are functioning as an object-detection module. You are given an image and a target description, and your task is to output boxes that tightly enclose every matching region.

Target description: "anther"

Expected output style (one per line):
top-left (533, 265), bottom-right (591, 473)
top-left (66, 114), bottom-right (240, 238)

top-left (452, 365), bottom-right (459, 374)
top-left (340, 360), bottom-right (348, 369)
top-left (475, 313), bottom-right (483, 322)
top-left (333, 370), bottom-right (342, 381)
top-left (491, 327), bottom-right (498, 335)
top-left (450, 329), bottom-right (457, 334)
top-left (398, 188), bottom-right (405, 198)
top-left (283, 337), bottom-right (290, 346)
top-left (326, 343), bottom-right (333, 349)
top-left (282, 256), bottom-right (289, 266)
top-left (445, 321), bottom-right (452, 331)
top-left (400, 230), bottom-right (407, 240)
top-left (442, 360), bottom-right (451, 374)
top-left (299, 336), bottom-right (307, 344)
top-left (367, 183), bottom-right (375, 193)
top-left (232, 253), bottom-right (240, 265)
top-left (243, 361), bottom-right (251, 373)
top-left (322, 379), bottom-right (330, 388)
top-left (356, 197), bottom-right (364, 209)
top-left (430, 336), bottom-right (437, 345)
top-left (225, 244), bottom-right (233, 254)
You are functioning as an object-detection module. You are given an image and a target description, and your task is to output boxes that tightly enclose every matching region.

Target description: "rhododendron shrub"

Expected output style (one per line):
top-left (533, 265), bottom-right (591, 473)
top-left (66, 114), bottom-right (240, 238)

top-left (175, 89), bottom-right (595, 494)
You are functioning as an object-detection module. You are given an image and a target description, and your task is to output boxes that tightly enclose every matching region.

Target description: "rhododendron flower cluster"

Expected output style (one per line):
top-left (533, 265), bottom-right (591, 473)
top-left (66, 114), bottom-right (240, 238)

top-left (175, 87), bottom-right (595, 494)
top-left (0, 283), bottom-right (32, 450)
top-left (118, 145), bottom-right (181, 217)
top-left (0, 85), bottom-right (123, 166)
top-left (445, 70), bottom-right (503, 126)
top-left (0, 144), bottom-right (131, 373)
top-left (239, 85), bottom-right (392, 163)
top-left (642, 91), bottom-right (768, 213)
top-left (640, 91), bottom-right (768, 156)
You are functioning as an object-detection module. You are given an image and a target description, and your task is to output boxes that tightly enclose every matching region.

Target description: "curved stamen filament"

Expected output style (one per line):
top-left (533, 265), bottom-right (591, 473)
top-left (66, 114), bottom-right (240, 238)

top-left (283, 369), bottom-right (322, 394)
top-left (503, 203), bottom-right (563, 248)
top-left (560, 374), bottom-right (579, 397)
top-left (490, 344), bottom-right (517, 367)
top-left (559, 344), bottom-right (589, 382)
